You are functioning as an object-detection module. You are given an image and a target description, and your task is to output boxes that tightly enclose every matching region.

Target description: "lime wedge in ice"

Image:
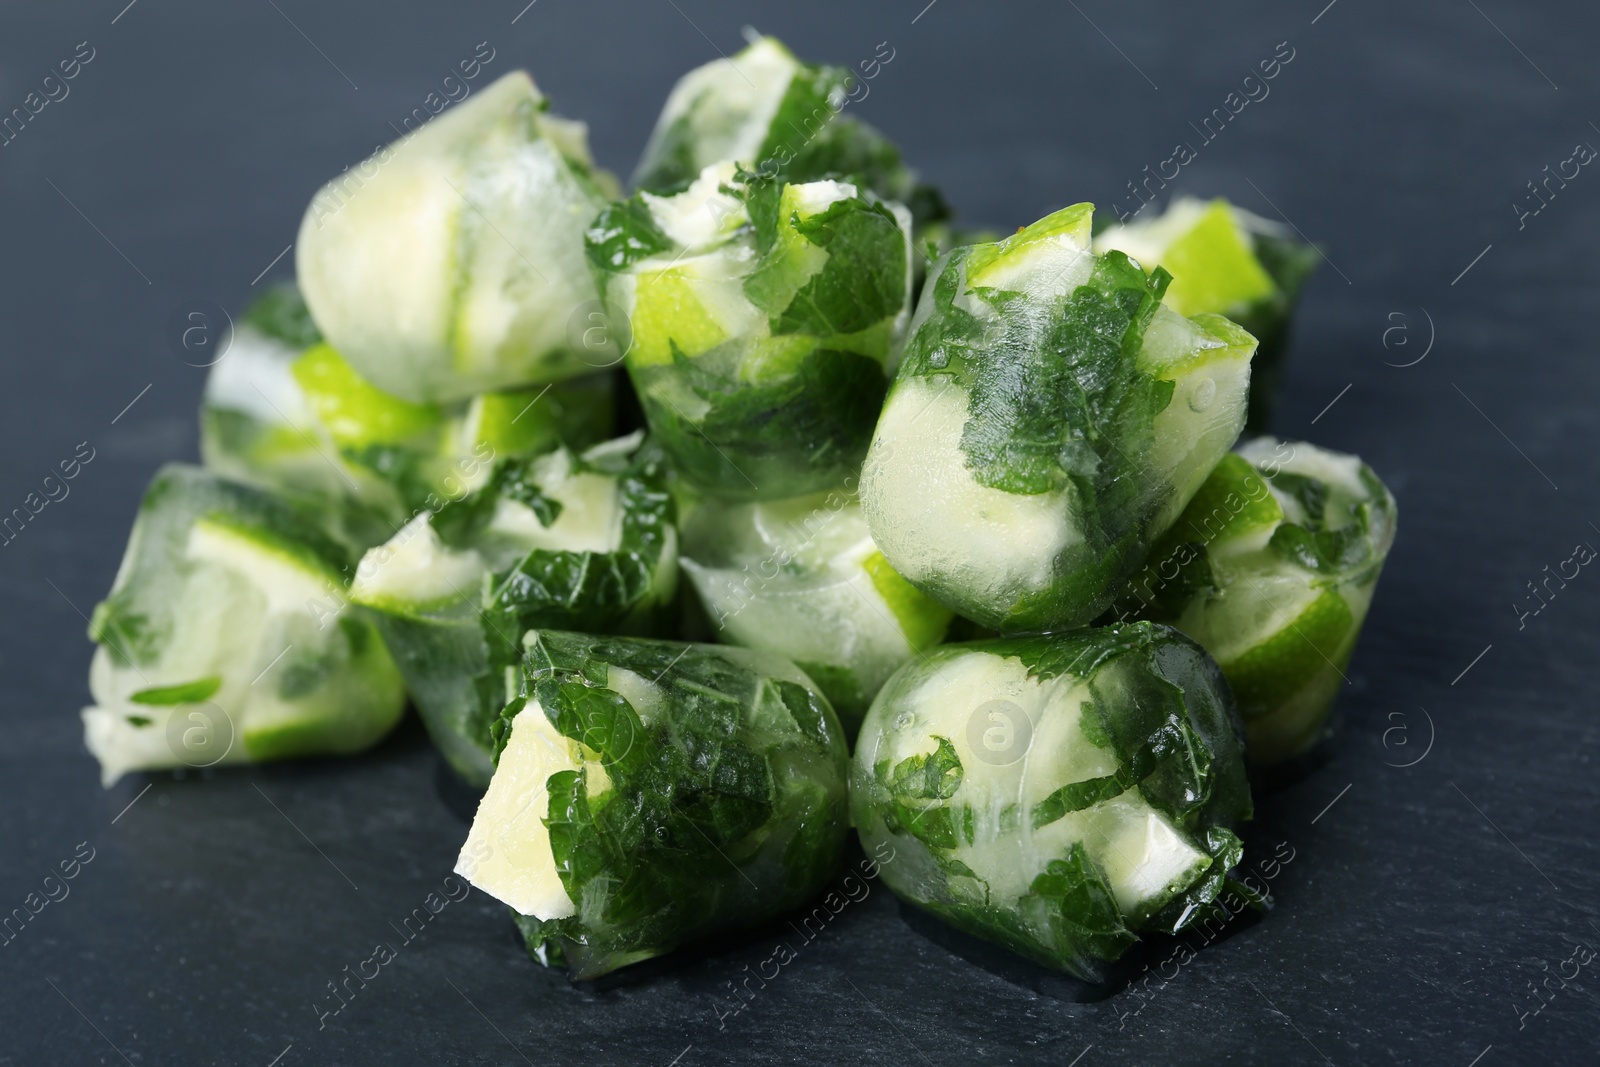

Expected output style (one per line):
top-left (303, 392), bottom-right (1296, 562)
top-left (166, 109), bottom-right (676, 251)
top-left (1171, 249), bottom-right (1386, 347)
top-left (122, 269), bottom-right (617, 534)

top-left (1158, 200), bottom-right (1277, 317)
top-left (291, 343), bottom-right (441, 448)
top-left (628, 267), bottom-right (729, 366)
top-left (863, 549), bottom-right (954, 652)
top-left (470, 388), bottom-right (557, 457)
top-left (964, 203), bottom-right (1094, 295)
top-left (1172, 453), bottom-right (1284, 552)
top-left (187, 514), bottom-right (342, 610)
top-left (1200, 581), bottom-right (1355, 719)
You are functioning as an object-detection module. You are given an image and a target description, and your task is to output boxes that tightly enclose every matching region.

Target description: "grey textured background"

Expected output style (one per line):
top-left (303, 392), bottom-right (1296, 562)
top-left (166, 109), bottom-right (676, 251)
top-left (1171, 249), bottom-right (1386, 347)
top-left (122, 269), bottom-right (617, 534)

top-left (2, 1), bottom-right (1598, 1064)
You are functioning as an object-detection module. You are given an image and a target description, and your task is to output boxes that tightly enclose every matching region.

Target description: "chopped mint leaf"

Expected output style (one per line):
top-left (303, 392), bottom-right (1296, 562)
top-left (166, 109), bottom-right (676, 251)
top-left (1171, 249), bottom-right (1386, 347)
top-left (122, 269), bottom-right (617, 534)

top-left (458, 632), bottom-right (849, 979)
top-left (585, 198), bottom-right (674, 273)
top-left (883, 736), bottom-right (964, 800)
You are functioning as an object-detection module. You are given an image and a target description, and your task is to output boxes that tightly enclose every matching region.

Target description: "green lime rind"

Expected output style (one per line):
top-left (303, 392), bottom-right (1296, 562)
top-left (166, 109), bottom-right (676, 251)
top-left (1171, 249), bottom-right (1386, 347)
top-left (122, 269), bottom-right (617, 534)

top-left (963, 203), bottom-right (1094, 288)
top-left (1171, 453), bottom-right (1284, 550)
top-left (862, 549), bottom-right (954, 652)
top-left (1213, 586), bottom-right (1355, 720)
top-left (188, 511), bottom-right (347, 591)
top-left (291, 343), bottom-right (443, 449)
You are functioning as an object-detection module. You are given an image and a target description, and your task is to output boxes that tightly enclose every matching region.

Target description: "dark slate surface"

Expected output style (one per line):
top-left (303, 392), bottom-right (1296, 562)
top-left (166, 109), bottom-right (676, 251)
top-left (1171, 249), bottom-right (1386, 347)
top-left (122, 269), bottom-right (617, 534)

top-left (2, 1), bottom-right (1598, 1063)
